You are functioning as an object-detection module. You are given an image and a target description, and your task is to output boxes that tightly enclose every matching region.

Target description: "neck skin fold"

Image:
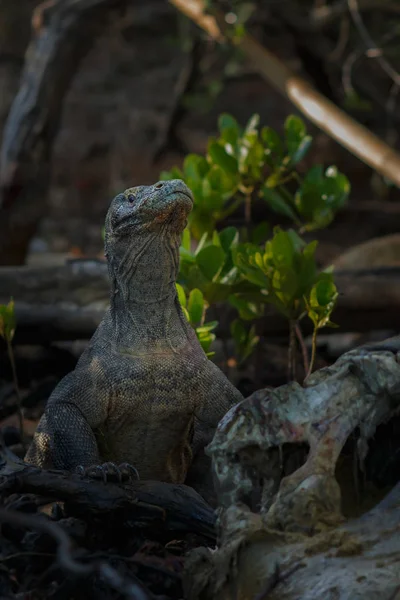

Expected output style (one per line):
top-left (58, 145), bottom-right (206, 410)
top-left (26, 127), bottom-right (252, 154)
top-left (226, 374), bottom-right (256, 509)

top-left (108, 231), bottom-right (192, 352)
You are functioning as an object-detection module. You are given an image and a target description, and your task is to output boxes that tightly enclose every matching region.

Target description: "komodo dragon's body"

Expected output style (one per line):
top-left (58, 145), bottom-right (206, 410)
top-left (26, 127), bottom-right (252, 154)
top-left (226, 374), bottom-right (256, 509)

top-left (25, 180), bottom-right (243, 500)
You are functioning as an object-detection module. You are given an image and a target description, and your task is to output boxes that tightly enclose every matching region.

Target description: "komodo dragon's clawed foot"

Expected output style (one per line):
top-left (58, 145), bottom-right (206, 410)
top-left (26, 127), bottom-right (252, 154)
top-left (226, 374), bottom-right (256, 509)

top-left (75, 462), bottom-right (140, 483)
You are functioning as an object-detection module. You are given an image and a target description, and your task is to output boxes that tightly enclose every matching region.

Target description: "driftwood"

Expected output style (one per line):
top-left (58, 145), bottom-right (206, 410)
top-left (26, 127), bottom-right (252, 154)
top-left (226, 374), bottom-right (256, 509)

top-left (184, 336), bottom-right (400, 599)
top-left (1, 259), bottom-right (400, 342)
top-left (0, 0), bottom-right (130, 266)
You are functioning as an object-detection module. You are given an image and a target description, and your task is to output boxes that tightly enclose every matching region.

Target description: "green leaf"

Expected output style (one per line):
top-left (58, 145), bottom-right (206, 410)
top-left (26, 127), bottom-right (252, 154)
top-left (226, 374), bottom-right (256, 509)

top-left (181, 228), bottom-right (191, 252)
top-left (238, 129), bottom-right (264, 178)
top-left (312, 279), bottom-right (338, 308)
top-left (196, 245), bottom-right (226, 281)
top-left (231, 319), bottom-right (259, 362)
top-left (290, 135), bottom-right (312, 164)
top-left (244, 113), bottom-right (260, 135)
top-left (261, 126), bottom-right (284, 164)
top-left (183, 154), bottom-right (209, 181)
top-left (179, 247), bottom-right (196, 264)
top-left (262, 187), bottom-right (299, 222)
top-left (176, 283), bottom-right (187, 308)
top-left (0, 299), bottom-right (16, 342)
top-left (306, 277), bottom-right (338, 330)
top-left (286, 229), bottom-right (306, 252)
top-left (208, 140), bottom-right (238, 174)
top-left (188, 288), bottom-right (204, 325)
top-left (219, 226), bottom-right (239, 253)
top-left (265, 171), bottom-right (283, 188)
top-left (207, 164), bottom-right (238, 197)
top-left (272, 266), bottom-right (299, 300)
top-left (270, 229), bottom-right (295, 267)
top-left (251, 221), bottom-right (270, 245)
top-left (295, 164), bottom-right (349, 230)
top-left (196, 321), bottom-right (218, 334)
top-left (219, 113), bottom-right (240, 131)
top-left (231, 318), bottom-right (247, 345)
top-left (229, 294), bottom-right (264, 320)
top-left (218, 113), bottom-right (241, 147)
top-left (285, 115), bottom-right (307, 157)
top-left (160, 167), bottom-right (184, 181)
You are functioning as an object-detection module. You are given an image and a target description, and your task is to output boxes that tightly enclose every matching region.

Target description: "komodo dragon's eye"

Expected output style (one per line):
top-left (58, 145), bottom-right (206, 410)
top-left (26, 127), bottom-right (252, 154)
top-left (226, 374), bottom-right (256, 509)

top-left (127, 194), bottom-right (136, 204)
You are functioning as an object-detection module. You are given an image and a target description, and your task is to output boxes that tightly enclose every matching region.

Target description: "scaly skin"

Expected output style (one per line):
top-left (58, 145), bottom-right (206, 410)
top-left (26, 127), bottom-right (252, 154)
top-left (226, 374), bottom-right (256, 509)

top-left (25, 179), bottom-right (243, 502)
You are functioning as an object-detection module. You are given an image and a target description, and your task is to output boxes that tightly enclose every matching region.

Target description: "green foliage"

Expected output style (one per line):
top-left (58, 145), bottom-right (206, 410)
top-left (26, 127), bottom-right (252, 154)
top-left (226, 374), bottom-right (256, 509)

top-left (176, 283), bottom-right (218, 357)
top-left (178, 226), bottom-right (243, 306)
top-left (231, 319), bottom-right (259, 364)
top-left (162, 113), bottom-right (350, 239)
top-left (0, 299), bottom-right (16, 343)
top-left (162, 112), bottom-right (348, 373)
top-left (305, 278), bottom-right (339, 331)
top-left (232, 227), bottom-right (338, 327)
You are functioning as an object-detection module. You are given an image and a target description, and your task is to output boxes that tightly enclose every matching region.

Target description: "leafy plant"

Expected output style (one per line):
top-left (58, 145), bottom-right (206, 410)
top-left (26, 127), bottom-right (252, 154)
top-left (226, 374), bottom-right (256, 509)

top-left (231, 227), bottom-right (338, 377)
top-left (0, 299), bottom-right (24, 447)
top-left (162, 113), bottom-right (348, 376)
top-left (162, 113), bottom-right (350, 239)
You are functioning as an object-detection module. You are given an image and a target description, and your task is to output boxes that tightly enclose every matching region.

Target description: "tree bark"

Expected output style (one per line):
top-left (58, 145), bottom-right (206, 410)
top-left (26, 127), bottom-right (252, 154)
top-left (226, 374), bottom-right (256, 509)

top-left (0, 0), bottom-right (129, 266)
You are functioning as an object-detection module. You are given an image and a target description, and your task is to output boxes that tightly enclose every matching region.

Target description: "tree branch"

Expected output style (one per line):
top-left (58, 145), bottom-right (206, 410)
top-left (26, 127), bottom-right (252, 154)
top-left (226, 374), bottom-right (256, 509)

top-left (169, 0), bottom-right (400, 187)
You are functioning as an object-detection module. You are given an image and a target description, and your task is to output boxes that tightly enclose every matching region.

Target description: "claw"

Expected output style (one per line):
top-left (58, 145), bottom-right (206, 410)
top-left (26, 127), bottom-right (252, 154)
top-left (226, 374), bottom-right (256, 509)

top-left (75, 465), bottom-right (85, 477)
top-left (102, 461), bottom-right (122, 483)
top-left (119, 462), bottom-right (140, 481)
top-left (74, 462), bottom-right (139, 483)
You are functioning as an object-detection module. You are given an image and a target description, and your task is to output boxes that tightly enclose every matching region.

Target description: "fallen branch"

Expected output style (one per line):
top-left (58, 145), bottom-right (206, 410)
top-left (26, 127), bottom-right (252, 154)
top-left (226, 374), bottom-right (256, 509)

top-left (1, 260), bottom-right (400, 341)
top-left (169, 0), bottom-right (400, 187)
top-left (0, 447), bottom-right (216, 541)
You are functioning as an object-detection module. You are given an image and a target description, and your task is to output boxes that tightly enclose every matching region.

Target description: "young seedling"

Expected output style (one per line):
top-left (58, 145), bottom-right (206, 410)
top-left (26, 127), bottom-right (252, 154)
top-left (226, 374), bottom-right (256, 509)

top-left (0, 299), bottom-right (25, 449)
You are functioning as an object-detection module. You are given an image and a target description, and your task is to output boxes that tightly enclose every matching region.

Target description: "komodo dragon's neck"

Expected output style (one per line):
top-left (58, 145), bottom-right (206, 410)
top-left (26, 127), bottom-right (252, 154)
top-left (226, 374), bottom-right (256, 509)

top-left (107, 229), bottom-right (192, 353)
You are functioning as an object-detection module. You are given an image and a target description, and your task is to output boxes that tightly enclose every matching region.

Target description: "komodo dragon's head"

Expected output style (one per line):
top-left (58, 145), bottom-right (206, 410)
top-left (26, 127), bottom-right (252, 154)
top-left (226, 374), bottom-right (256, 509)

top-left (104, 180), bottom-right (194, 292)
top-left (105, 179), bottom-right (193, 239)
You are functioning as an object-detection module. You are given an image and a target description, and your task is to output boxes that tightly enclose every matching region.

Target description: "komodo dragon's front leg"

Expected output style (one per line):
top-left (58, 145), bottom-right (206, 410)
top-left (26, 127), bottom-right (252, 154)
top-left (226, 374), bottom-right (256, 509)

top-left (25, 365), bottom-right (137, 481)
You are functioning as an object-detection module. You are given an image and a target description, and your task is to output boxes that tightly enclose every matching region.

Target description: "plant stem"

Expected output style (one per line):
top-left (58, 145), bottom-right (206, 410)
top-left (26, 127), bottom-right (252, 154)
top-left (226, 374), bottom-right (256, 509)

top-left (306, 326), bottom-right (318, 380)
top-left (6, 339), bottom-right (25, 450)
top-left (287, 320), bottom-right (297, 381)
top-left (295, 322), bottom-right (309, 377)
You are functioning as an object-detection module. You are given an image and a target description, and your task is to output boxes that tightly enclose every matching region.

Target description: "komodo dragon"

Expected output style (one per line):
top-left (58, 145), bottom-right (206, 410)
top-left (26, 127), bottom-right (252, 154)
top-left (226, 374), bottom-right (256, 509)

top-left (25, 179), bottom-right (243, 502)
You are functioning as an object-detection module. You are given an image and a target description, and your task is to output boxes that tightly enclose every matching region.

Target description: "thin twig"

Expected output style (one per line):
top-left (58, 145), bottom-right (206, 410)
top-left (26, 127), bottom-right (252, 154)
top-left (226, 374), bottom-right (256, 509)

top-left (295, 323), bottom-right (309, 377)
top-left (348, 0), bottom-right (400, 86)
top-left (6, 339), bottom-right (25, 451)
top-left (306, 327), bottom-right (318, 379)
top-left (0, 508), bottom-right (153, 599)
